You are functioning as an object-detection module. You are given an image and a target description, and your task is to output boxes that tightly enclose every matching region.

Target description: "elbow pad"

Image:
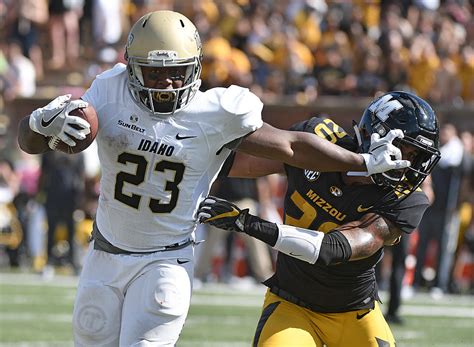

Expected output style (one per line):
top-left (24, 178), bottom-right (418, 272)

top-left (274, 225), bottom-right (325, 264)
top-left (244, 217), bottom-right (351, 266)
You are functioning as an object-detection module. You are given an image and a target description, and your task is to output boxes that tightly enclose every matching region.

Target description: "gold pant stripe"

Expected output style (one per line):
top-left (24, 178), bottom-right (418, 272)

top-left (253, 301), bottom-right (281, 347)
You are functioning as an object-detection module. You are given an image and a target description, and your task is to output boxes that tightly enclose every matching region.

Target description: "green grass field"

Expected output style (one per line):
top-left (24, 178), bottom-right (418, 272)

top-left (0, 272), bottom-right (473, 347)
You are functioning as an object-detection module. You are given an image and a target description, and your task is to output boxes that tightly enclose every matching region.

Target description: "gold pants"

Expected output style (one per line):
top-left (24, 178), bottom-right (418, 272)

top-left (253, 290), bottom-right (395, 347)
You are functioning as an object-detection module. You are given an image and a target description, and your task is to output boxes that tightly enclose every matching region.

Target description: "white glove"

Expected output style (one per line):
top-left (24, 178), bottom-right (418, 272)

top-left (359, 129), bottom-right (411, 176)
top-left (29, 94), bottom-right (91, 147)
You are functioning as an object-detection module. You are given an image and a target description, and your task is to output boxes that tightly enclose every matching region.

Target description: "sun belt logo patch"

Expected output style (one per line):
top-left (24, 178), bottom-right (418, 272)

top-left (304, 170), bottom-right (320, 182)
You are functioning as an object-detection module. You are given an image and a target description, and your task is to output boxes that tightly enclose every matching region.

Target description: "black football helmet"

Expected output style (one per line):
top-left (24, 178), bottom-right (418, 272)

top-left (355, 91), bottom-right (441, 199)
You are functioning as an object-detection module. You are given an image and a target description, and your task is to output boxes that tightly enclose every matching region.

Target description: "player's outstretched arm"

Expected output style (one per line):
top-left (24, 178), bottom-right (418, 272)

top-left (227, 151), bottom-right (285, 178)
top-left (198, 196), bottom-right (401, 265)
top-left (236, 123), bottom-right (409, 176)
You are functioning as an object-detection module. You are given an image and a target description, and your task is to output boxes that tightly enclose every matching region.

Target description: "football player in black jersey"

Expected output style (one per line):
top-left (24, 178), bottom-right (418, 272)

top-left (199, 91), bottom-right (440, 347)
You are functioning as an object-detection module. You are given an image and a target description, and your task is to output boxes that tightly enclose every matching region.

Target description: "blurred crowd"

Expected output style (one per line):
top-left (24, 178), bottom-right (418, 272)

top-left (0, 0), bottom-right (472, 305)
top-left (0, 0), bottom-right (473, 104)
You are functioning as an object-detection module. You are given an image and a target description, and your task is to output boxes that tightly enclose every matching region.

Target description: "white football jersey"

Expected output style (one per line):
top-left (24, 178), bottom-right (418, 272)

top-left (82, 63), bottom-right (263, 251)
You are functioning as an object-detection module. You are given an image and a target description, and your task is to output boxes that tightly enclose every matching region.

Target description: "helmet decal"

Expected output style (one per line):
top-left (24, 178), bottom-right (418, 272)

top-left (194, 30), bottom-right (202, 55)
top-left (127, 33), bottom-right (134, 47)
top-left (368, 94), bottom-right (403, 122)
top-left (148, 51), bottom-right (178, 59)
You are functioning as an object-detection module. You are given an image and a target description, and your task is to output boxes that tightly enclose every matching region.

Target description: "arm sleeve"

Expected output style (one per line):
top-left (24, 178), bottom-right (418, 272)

top-left (316, 231), bottom-right (352, 266)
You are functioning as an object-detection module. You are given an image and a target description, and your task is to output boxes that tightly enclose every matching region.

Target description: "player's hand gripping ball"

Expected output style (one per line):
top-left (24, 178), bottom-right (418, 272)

top-left (49, 104), bottom-right (98, 154)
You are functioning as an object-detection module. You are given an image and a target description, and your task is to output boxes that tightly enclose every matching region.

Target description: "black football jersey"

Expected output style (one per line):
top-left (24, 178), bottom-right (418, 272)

top-left (263, 117), bottom-right (429, 313)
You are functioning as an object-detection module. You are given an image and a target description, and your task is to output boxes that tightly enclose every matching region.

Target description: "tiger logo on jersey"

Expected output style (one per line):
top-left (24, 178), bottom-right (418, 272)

top-left (329, 186), bottom-right (343, 197)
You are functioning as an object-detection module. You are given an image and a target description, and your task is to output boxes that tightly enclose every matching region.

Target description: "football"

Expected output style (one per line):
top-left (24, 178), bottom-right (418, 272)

top-left (49, 103), bottom-right (98, 154)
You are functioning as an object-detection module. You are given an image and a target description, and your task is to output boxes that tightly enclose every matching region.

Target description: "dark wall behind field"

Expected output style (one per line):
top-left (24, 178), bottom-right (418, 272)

top-left (261, 97), bottom-right (474, 132)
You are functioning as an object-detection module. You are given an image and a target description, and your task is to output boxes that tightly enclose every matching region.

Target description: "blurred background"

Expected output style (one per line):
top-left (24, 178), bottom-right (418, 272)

top-left (0, 0), bottom-right (473, 344)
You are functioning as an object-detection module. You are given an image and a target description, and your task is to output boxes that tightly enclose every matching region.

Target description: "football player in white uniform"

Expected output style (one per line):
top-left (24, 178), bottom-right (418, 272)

top-left (17, 10), bottom-right (409, 347)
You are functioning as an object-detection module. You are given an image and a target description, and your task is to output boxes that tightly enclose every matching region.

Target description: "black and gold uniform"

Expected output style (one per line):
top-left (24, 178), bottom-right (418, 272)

top-left (201, 91), bottom-right (440, 347)
top-left (255, 117), bottom-right (430, 347)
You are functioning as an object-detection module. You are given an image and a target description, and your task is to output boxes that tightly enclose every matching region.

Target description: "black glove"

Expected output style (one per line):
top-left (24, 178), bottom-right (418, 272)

top-left (198, 196), bottom-right (250, 232)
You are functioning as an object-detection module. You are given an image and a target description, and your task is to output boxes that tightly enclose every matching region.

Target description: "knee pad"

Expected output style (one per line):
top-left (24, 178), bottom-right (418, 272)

top-left (143, 264), bottom-right (191, 318)
top-left (73, 283), bottom-right (123, 346)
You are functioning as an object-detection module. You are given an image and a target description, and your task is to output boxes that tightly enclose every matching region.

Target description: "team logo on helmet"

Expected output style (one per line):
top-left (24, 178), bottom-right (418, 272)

top-left (127, 33), bottom-right (134, 48)
top-left (368, 94), bottom-right (403, 122)
top-left (148, 50), bottom-right (178, 59)
top-left (194, 30), bottom-right (202, 53)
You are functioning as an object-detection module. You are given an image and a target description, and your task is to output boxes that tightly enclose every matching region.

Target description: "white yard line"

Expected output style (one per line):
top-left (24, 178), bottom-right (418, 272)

top-left (0, 312), bottom-right (71, 322)
top-left (0, 273), bottom-right (78, 287)
top-left (399, 305), bottom-right (474, 318)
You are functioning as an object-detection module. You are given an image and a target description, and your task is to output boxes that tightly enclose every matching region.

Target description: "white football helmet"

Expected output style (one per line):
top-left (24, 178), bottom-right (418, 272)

top-left (125, 10), bottom-right (203, 116)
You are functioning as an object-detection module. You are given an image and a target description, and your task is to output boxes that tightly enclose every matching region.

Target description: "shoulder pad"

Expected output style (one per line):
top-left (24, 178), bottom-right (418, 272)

top-left (300, 116), bottom-right (356, 151)
top-left (289, 118), bottom-right (311, 132)
top-left (220, 85), bottom-right (261, 115)
top-left (96, 63), bottom-right (127, 80)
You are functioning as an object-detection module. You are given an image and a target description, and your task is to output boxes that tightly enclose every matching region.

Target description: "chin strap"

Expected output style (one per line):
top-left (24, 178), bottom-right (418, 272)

top-left (353, 120), bottom-right (362, 147)
top-left (347, 121), bottom-right (367, 177)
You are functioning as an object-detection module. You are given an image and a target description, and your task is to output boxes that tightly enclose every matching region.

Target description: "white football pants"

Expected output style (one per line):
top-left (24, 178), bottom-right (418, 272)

top-left (73, 241), bottom-right (194, 346)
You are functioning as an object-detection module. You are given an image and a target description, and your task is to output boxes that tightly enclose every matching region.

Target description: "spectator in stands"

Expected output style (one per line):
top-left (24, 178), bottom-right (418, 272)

top-left (449, 130), bottom-right (474, 293)
top-left (1, 40), bottom-right (36, 101)
top-left (39, 151), bottom-right (85, 276)
top-left (429, 50), bottom-right (461, 104)
top-left (8, 0), bottom-right (48, 80)
top-left (413, 123), bottom-right (464, 296)
top-left (314, 44), bottom-right (352, 96)
top-left (92, 0), bottom-right (122, 54)
top-left (48, 0), bottom-right (83, 69)
top-left (379, 30), bottom-right (410, 91)
top-left (354, 45), bottom-right (386, 96)
top-left (195, 176), bottom-right (276, 285)
top-left (382, 176), bottom-right (435, 325)
top-left (0, 156), bottom-right (23, 267)
top-left (458, 45), bottom-right (474, 102)
top-left (11, 145), bottom-right (43, 272)
top-left (408, 34), bottom-right (440, 99)
top-left (0, 157), bottom-right (20, 206)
